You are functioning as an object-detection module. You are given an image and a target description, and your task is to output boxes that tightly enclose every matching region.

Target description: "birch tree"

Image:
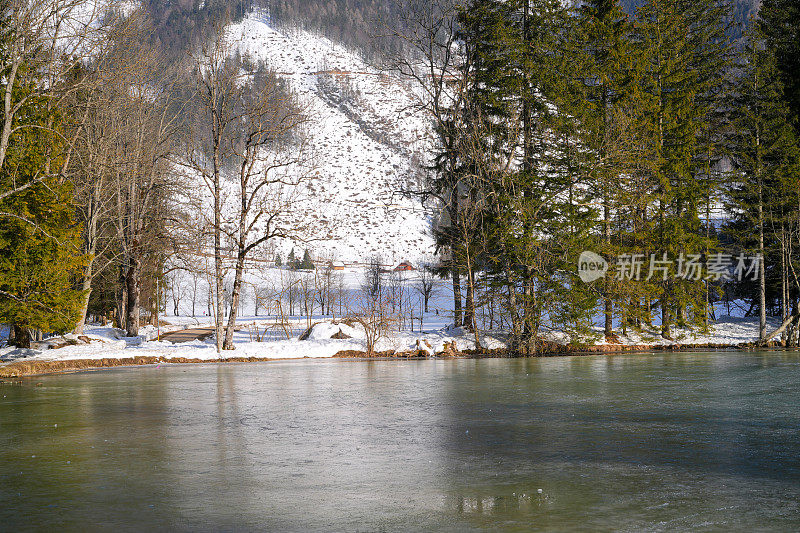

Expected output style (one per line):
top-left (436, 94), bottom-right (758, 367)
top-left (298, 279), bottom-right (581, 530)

top-left (186, 30), bottom-right (311, 351)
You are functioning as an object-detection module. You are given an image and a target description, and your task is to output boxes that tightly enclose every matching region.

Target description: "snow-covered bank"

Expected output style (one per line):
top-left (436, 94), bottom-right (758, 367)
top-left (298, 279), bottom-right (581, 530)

top-left (0, 314), bottom-right (783, 379)
top-left (542, 315), bottom-right (783, 348)
top-left (0, 317), bottom-right (504, 368)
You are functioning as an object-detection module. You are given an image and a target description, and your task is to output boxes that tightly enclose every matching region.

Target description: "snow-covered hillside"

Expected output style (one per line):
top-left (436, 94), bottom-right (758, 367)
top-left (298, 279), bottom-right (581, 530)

top-left (224, 11), bottom-right (435, 263)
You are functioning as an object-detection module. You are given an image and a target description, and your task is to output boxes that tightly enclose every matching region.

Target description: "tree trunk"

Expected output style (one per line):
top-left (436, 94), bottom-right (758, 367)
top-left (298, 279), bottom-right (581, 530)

top-left (661, 283), bottom-right (671, 339)
top-left (213, 208), bottom-right (223, 354)
top-left (603, 194), bottom-right (613, 337)
top-left (604, 297), bottom-right (613, 338)
top-left (466, 269), bottom-right (482, 351)
top-left (223, 250), bottom-right (247, 350)
top-left (464, 263), bottom-right (476, 332)
top-left (117, 265), bottom-right (127, 331)
top-left (781, 230), bottom-right (788, 342)
top-left (762, 300), bottom-right (800, 345)
top-left (704, 183), bottom-right (711, 328)
top-left (757, 195), bottom-right (767, 342)
top-left (787, 319), bottom-right (797, 347)
top-left (506, 273), bottom-right (521, 353)
top-left (125, 257), bottom-right (140, 337)
top-left (521, 0), bottom-right (535, 356)
top-left (12, 325), bottom-right (30, 349)
top-left (448, 190), bottom-right (463, 328)
top-left (782, 231), bottom-right (788, 320)
top-left (621, 304), bottom-right (627, 336)
top-left (73, 275), bottom-right (93, 335)
top-left (451, 265), bottom-right (463, 328)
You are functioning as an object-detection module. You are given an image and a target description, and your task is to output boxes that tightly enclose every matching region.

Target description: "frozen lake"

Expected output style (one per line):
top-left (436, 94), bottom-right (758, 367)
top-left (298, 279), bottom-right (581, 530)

top-left (2, 353), bottom-right (800, 531)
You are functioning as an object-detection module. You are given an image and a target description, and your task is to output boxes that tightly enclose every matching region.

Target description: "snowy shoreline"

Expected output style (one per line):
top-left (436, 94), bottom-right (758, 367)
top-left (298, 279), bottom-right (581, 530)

top-left (0, 315), bottom-right (786, 378)
top-left (0, 343), bottom-right (773, 379)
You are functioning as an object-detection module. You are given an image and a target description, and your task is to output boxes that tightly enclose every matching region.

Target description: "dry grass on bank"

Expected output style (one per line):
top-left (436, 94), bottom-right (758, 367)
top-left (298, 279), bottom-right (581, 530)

top-left (0, 356), bottom-right (284, 378)
top-left (0, 351), bottom-right (432, 378)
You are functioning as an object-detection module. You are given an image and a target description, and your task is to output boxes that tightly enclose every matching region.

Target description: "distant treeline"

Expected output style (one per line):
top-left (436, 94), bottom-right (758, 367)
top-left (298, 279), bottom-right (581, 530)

top-left (620, 0), bottom-right (759, 34)
top-left (140, 0), bottom-right (761, 60)
top-left (141, 0), bottom-right (252, 58)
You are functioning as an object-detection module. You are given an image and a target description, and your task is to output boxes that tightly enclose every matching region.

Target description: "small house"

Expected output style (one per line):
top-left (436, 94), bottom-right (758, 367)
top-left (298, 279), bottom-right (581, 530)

top-left (394, 261), bottom-right (415, 272)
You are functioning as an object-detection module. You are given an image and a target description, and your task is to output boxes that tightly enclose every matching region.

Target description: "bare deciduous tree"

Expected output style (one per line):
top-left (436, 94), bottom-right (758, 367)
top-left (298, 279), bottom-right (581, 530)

top-left (385, 0), bottom-right (469, 327)
top-left (348, 293), bottom-right (397, 356)
top-left (107, 15), bottom-right (183, 337)
top-left (251, 281), bottom-right (273, 317)
top-left (361, 256), bottom-right (384, 305)
top-left (185, 28), bottom-right (312, 352)
top-left (69, 9), bottom-right (158, 334)
top-left (0, 0), bottom-right (108, 201)
top-left (299, 273), bottom-right (315, 326)
top-left (168, 273), bottom-right (186, 316)
top-left (415, 262), bottom-right (438, 313)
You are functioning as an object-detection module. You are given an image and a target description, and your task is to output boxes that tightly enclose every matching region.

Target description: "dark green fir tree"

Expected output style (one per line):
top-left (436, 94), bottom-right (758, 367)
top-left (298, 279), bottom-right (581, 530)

top-left (300, 249), bottom-right (315, 270)
top-left (726, 24), bottom-right (800, 341)
top-left (0, 79), bottom-right (86, 347)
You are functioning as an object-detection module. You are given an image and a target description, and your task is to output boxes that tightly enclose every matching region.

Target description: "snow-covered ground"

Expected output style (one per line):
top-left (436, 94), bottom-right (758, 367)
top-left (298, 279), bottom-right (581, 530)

top-left (0, 318), bottom-right (502, 364)
top-left (0, 267), bottom-right (500, 365)
top-left (0, 259), bottom-right (780, 369)
top-left (542, 315), bottom-right (782, 347)
top-left (0, 313), bottom-right (777, 369)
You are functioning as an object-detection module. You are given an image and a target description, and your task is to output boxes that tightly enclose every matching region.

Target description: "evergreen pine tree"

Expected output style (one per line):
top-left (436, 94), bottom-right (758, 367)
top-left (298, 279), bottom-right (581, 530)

top-left (300, 249), bottom-right (315, 270)
top-left (632, 0), bottom-right (731, 337)
top-left (454, 0), bottom-right (600, 350)
top-left (759, 0), bottom-right (800, 136)
top-left (571, 0), bottom-right (636, 337)
top-left (0, 73), bottom-right (86, 346)
top-left (726, 24), bottom-right (800, 341)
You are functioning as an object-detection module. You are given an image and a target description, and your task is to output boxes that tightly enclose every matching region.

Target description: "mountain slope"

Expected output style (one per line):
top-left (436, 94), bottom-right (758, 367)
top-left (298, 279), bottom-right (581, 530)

top-left (223, 11), bottom-right (435, 264)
